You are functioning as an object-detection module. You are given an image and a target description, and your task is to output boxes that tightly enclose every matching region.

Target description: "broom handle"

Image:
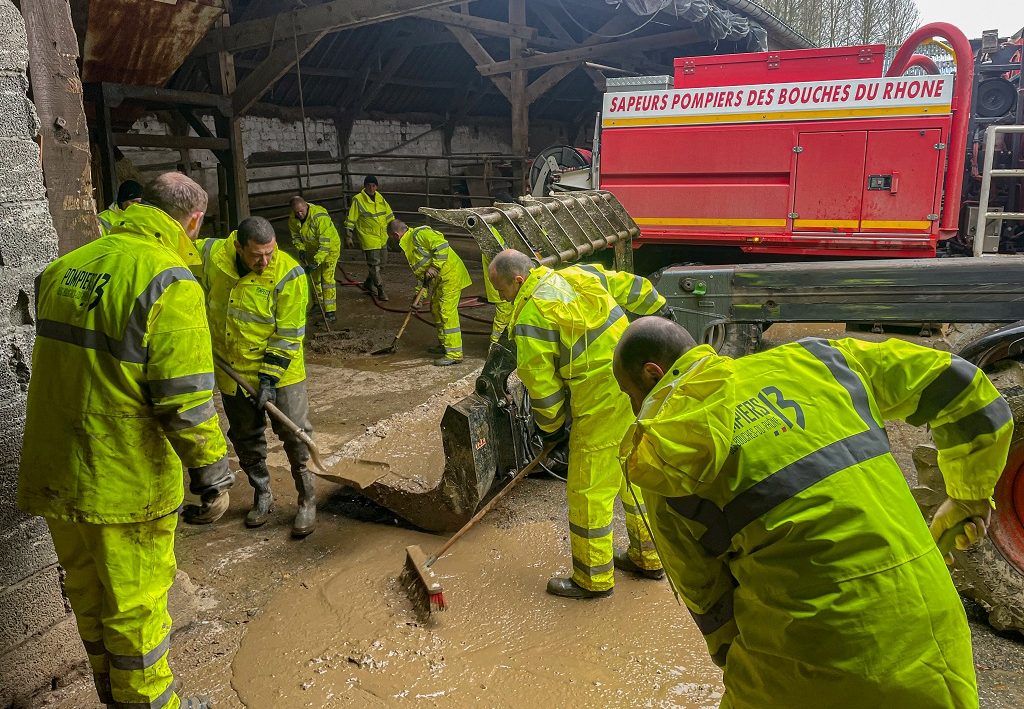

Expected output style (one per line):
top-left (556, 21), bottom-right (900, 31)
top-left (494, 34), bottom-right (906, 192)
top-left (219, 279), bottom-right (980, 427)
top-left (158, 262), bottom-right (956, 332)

top-left (213, 355), bottom-right (324, 469)
top-left (427, 441), bottom-right (557, 566)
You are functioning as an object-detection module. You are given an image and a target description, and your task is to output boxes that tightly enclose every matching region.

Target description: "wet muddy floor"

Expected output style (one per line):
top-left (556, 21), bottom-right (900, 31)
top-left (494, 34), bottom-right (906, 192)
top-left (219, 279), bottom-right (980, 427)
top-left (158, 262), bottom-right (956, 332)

top-left (35, 252), bottom-right (1024, 709)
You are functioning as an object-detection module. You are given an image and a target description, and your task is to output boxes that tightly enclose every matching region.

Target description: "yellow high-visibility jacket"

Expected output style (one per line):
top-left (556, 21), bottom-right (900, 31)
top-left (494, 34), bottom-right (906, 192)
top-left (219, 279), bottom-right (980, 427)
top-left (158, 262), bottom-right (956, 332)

top-left (288, 204), bottom-right (339, 266)
top-left (345, 189), bottom-right (394, 250)
top-left (197, 232), bottom-right (308, 395)
top-left (571, 263), bottom-right (665, 317)
top-left (399, 226), bottom-right (471, 290)
top-left (96, 203), bottom-right (122, 236)
top-left (481, 225), bottom-right (507, 304)
top-left (18, 206), bottom-right (227, 524)
top-left (621, 337), bottom-right (1012, 707)
top-left (510, 265), bottom-right (632, 451)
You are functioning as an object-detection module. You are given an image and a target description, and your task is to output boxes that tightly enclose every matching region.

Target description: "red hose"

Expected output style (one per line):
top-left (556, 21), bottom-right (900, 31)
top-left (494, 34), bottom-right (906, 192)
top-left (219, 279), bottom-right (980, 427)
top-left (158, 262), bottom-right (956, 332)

top-left (886, 23), bottom-right (974, 239)
top-left (902, 53), bottom-right (941, 75)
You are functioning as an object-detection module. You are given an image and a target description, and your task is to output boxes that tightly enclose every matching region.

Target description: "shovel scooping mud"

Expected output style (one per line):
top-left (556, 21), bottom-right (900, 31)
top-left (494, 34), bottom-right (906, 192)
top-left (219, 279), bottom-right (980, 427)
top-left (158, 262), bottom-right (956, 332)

top-left (372, 285), bottom-right (430, 356)
top-left (214, 356), bottom-right (390, 489)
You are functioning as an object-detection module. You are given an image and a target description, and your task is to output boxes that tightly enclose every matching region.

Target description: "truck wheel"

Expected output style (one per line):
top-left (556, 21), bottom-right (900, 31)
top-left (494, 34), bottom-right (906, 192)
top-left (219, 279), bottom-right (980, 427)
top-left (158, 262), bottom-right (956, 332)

top-left (705, 322), bottom-right (762, 357)
top-left (912, 359), bottom-right (1024, 634)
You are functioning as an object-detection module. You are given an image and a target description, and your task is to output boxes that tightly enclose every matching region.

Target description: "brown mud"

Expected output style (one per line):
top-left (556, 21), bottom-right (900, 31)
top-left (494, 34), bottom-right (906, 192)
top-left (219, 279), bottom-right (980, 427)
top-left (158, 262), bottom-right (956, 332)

top-left (231, 519), bottom-right (722, 708)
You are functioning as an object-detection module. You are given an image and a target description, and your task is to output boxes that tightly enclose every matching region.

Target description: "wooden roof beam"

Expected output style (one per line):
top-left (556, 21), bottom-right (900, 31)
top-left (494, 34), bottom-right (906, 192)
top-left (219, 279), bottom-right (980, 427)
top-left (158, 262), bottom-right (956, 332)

top-left (478, 27), bottom-right (701, 76)
top-left (197, 0), bottom-right (456, 55)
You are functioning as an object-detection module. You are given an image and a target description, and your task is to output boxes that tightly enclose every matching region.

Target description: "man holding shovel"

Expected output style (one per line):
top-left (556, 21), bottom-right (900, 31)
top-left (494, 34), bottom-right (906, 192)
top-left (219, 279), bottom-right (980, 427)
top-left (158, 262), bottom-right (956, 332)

top-left (197, 216), bottom-right (319, 537)
top-left (388, 219), bottom-right (472, 366)
top-left (289, 195), bottom-right (340, 322)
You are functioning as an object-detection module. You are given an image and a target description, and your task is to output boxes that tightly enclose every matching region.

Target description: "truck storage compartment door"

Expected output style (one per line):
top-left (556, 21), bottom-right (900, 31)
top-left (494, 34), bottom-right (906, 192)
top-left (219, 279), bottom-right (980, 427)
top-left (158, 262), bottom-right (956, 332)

top-left (860, 128), bottom-right (942, 235)
top-left (792, 131), bottom-right (867, 233)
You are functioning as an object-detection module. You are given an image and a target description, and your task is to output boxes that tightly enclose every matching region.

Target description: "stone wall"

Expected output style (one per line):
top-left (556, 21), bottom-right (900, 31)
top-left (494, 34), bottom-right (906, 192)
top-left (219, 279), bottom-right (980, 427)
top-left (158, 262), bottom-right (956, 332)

top-left (0, 2), bottom-right (81, 706)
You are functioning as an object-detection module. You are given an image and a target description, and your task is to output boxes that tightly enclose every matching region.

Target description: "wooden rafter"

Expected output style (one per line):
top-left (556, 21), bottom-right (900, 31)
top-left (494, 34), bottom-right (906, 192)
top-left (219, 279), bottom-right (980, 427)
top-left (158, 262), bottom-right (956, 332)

top-left (477, 27), bottom-right (700, 76)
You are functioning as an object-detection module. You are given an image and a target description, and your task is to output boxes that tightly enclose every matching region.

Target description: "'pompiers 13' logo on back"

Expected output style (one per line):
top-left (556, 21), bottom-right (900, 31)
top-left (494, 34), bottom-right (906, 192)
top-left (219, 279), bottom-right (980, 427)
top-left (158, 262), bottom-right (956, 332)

top-left (57, 267), bottom-right (112, 311)
top-left (731, 386), bottom-right (806, 450)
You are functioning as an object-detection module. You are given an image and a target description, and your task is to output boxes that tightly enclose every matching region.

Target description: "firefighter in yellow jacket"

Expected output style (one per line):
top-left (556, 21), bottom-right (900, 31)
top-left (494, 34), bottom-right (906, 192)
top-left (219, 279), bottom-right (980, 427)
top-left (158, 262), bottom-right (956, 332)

top-left (96, 179), bottom-right (143, 236)
top-left (486, 249), bottom-right (670, 597)
top-left (614, 317), bottom-right (1012, 708)
top-left (388, 219), bottom-right (472, 366)
top-left (197, 216), bottom-right (317, 538)
top-left (345, 175), bottom-right (395, 301)
top-left (19, 172), bottom-right (230, 709)
top-left (289, 196), bottom-right (340, 320)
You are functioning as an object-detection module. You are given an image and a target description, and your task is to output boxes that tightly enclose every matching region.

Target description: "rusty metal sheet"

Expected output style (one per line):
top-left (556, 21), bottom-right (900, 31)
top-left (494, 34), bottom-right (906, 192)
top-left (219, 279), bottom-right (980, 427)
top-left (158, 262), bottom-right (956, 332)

top-left (82, 0), bottom-right (224, 86)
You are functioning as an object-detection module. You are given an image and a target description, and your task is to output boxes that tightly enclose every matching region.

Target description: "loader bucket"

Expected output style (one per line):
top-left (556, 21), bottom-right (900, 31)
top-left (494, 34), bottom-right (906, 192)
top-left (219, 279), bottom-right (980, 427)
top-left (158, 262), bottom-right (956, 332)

top-left (352, 191), bottom-right (637, 532)
top-left (420, 189), bottom-right (639, 272)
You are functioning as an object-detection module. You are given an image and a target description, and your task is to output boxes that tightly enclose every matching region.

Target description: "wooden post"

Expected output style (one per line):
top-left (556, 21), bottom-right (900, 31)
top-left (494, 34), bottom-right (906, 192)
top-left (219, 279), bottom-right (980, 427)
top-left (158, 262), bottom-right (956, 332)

top-left (509, 0), bottom-right (528, 197)
top-left (21, 0), bottom-right (99, 253)
top-left (207, 14), bottom-right (250, 226)
top-left (88, 83), bottom-right (119, 210)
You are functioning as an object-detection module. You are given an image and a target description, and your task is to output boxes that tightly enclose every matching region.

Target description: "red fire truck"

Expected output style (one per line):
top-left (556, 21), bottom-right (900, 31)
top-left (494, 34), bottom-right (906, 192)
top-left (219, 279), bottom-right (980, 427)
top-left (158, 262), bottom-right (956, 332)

top-left (533, 23), bottom-right (1023, 266)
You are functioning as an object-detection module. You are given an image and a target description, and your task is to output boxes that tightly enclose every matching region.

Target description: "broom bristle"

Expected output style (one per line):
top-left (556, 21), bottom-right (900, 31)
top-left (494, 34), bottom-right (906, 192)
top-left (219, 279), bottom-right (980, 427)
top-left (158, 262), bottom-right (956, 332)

top-left (401, 545), bottom-right (444, 617)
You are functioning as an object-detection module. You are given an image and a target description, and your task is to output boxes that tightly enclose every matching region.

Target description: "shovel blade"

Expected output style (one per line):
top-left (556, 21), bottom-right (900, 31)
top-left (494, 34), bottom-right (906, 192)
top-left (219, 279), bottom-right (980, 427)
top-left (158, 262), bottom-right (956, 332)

top-left (313, 457), bottom-right (391, 489)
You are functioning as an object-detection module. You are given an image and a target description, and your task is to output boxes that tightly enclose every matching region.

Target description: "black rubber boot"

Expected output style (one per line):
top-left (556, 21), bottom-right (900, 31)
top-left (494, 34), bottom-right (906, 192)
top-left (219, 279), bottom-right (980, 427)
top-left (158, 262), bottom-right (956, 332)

top-left (243, 462), bottom-right (273, 528)
top-left (376, 286), bottom-right (389, 302)
top-left (433, 357), bottom-right (461, 367)
top-left (613, 550), bottom-right (665, 580)
top-left (546, 576), bottom-right (613, 599)
top-left (426, 345), bottom-right (446, 355)
top-left (291, 467), bottom-right (317, 538)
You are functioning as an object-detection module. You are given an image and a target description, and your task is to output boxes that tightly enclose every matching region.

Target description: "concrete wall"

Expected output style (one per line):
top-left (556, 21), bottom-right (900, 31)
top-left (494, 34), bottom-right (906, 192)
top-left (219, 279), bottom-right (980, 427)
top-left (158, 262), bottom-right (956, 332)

top-left (0, 2), bottom-right (81, 706)
top-left (116, 113), bottom-right (546, 232)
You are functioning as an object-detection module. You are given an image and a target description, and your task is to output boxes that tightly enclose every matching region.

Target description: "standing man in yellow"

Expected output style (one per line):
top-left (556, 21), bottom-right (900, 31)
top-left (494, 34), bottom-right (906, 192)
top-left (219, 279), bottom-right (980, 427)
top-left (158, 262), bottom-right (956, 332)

top-left (19, 172), bottom-right (231, 709)
top-left (96, 179), bottom-right (143, 236)
top-left (197, 216), bottom-right (318, 538)
top-left (388, 219), bottom-right (471, 366)
top-left (486, 249), bottom-right (670, 597)
top-left (345, 175), bottom-right (395, 301)
top-left (613, 317), bottom-right (1011, 706)
top-left (289, 195), bottom-right (340, 321)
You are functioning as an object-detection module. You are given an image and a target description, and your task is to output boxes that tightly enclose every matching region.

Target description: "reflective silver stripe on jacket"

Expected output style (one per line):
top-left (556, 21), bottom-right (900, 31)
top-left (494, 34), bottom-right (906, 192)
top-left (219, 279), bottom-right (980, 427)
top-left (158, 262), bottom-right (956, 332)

top-left (148, 372), bottom-right (215, 399)
top-left (227, 307), bottom-right (275, 325)
top-left (161, 399), bottom-right (217, 431)
top-left (37, 267), bottom-right (195, 364)
top-left (689, 585), bottom-right (735, 636)
top-left (666, 338), bottom-right (890, 557)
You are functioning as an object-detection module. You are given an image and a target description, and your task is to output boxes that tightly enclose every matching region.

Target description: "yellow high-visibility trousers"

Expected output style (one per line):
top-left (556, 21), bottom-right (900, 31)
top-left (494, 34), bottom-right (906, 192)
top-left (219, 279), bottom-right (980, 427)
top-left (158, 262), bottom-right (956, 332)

top-left (567, 444), bottom-right (661, 591)
top-left (311, 251), bottom-right (339, 314)
top-left (431, 277), bottom-right (464, 360)
top-left (47, 514), bottom-right (181, 709)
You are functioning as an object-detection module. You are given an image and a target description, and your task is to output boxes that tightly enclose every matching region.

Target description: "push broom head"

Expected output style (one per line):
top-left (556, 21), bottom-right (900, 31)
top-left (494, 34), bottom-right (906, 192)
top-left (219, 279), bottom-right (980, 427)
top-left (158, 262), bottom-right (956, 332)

top-left (400, 544), bottom-right (446, 617)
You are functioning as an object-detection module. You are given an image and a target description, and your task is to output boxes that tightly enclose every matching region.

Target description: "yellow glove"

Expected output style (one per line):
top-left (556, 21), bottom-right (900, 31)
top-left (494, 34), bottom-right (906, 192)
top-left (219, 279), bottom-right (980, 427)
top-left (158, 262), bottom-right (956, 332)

top-left (929, 497), bottom-right (993, 566)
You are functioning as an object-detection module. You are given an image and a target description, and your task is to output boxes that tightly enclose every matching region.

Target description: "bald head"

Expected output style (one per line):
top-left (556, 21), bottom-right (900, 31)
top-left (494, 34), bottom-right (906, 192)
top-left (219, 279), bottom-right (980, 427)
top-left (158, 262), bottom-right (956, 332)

top-left (387, 219), bottom-right (409, 239)
top-left (614, 317), bottom-right (698, 413)
top-left (488, 249), bottom-right (534, 302)
top-left (290, 196), bottom-right (308, 221)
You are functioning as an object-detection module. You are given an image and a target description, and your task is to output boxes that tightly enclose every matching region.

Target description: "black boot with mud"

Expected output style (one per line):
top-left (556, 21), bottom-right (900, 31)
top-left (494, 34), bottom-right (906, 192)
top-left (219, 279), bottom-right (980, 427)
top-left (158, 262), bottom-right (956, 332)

top-left (427, 345), bottom-right (446, 355)
top-left (376, 286), bottom-right (389, 302)
top-left (243, 463), bottom-right (273, 528)
top-left (546, 576), bottom-right (613, 599)
top-left (433, 357), bottom-right (462, 367)
top-left (613, 550), bottom-right (665, 580)
top-left (292, 468), bottom-right (317, 538)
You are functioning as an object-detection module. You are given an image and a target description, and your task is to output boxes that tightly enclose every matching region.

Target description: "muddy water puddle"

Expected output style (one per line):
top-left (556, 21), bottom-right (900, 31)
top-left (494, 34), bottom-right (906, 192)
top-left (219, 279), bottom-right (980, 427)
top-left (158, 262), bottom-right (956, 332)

top-left (231, 519), bottom-right (722, 708)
